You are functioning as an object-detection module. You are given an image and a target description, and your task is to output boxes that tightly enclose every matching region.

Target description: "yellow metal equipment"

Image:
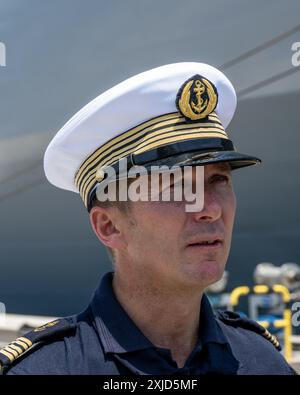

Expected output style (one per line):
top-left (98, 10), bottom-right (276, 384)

top-left (229, 284), bottom-right (292, 362)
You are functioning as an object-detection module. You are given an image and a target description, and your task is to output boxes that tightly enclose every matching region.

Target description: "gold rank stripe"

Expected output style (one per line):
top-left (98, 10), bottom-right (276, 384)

top-left (2, 346), bottom-right (18, 358)
top-left (14, 339), bottom-right (30, 350)
top-left (0, 349), bottom-right (14, 362)
top-left (6, 344), bottom-right (23, 355)
top-left (79, 125), bottom-right (227, 204)
top-left (18, 337), bottom-right (32, 347)
top-left (271, 336), bottom-right (279, 345)
top-left (134, 127), bottom-right (226, 154)
top-left (75, 111), bottom-right (223, 188)
top-left (75, 112), bottom-right (181, 186)
top-left (0, 337), bottom-right (33, 363)
top-left (81, 130), bottom-right (228, 207)
top-left (263, 330), bottom-right (280, 348)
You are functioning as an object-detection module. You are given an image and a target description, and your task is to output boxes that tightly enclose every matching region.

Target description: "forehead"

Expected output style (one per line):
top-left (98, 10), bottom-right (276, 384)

top-left (204, 162), bottom-right (231, 172)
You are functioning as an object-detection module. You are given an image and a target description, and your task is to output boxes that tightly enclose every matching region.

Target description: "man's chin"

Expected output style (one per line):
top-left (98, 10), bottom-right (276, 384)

top-left (183, 260), bottom-right (225, 288)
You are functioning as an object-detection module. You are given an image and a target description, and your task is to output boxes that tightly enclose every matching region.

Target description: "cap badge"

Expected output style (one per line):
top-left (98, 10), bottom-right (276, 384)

top-left (176, 75), bottom-right (218, 121)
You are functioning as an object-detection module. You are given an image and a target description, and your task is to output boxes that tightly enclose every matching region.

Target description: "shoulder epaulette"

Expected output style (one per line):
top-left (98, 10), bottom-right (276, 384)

top-left (216, 310), bottom-right (281, 351)
top-left (0, 317), bottom-right (76, 374)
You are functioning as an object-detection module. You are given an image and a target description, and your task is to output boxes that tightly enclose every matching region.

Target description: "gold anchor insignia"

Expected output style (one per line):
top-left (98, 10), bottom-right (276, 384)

top-left (176, 75), bottom-right (218, 120)
top-left (191, 80), bottom-right (207, 113)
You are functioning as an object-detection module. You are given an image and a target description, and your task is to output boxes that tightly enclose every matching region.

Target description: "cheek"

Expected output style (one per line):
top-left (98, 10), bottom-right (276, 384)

top-left (222, 191), bottom-right (236, 233)
top-left (130, 203), bottom-right (184, 248)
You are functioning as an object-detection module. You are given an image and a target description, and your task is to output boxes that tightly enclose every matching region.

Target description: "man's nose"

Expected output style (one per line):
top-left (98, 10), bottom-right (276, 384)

top-left (192, 188), bottom-right (222, 222)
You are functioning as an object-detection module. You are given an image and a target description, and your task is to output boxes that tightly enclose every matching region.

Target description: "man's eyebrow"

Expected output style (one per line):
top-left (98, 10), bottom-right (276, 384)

top-left (212, 163), bottom-right (231, 172)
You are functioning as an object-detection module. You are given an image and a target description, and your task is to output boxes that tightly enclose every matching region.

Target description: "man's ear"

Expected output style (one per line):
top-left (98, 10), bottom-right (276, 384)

top-left (89, 206), bottom-right (127, 250)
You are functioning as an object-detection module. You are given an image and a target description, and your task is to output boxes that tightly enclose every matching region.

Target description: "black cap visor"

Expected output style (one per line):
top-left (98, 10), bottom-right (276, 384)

top-left (131, 138), bottom-right (261, 171)
top-left (157, 150), bottom-right (261, 170)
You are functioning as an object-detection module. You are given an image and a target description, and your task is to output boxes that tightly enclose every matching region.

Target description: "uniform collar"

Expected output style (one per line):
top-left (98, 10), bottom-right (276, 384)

top-left (199, 291), bottom-right (229, 346)
top-left (90, 271), bottom-right (153, 354)
top-left (90, 271), bottom-right (231, 356)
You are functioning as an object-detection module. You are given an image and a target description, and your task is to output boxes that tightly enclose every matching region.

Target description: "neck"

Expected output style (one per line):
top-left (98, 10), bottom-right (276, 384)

top-left (112, 267), bottom-right (203, 368)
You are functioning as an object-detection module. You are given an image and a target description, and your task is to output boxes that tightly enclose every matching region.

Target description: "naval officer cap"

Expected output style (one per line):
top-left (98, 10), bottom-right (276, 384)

top-left (44, 62), bottom-right (261, 211)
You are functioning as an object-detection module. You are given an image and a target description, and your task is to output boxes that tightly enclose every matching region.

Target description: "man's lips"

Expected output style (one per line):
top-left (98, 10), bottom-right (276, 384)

top-left (186, 237), bottom-right (223, 250)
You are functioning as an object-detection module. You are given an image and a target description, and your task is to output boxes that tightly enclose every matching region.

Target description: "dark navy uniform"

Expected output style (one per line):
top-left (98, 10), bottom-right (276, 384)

top-left (0, 272), bottom-right (296, 375)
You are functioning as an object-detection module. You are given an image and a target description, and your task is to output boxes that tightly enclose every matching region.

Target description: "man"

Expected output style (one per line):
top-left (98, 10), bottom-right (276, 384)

top-left (0, 62), bottom-right (296, 374)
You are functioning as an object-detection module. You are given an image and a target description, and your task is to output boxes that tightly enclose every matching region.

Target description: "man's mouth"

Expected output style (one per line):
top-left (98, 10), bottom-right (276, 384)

top-left (187, 238), bottom-right (223, 249)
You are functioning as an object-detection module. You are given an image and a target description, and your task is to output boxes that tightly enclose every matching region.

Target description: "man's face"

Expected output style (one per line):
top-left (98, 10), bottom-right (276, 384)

top-left (116, 162), bottom-right (236, 291)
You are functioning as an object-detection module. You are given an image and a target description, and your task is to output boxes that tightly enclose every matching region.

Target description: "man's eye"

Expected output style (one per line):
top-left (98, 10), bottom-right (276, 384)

top-left (211, 174), bottom-right (230, 184)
